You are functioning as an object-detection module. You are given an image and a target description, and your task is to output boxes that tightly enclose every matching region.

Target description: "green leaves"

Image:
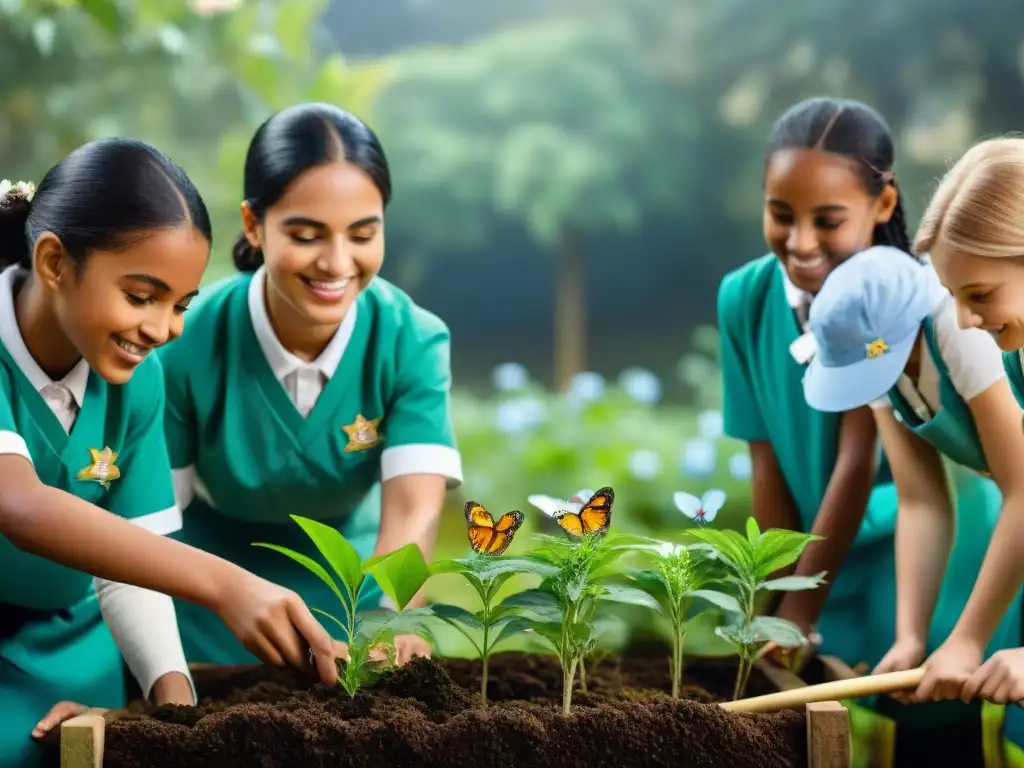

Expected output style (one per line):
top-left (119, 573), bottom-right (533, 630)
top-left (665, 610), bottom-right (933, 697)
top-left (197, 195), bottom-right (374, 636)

top-left (365, 543), bottom-right (429, 611)
top-left (290, 515), bottom-right (363, 596)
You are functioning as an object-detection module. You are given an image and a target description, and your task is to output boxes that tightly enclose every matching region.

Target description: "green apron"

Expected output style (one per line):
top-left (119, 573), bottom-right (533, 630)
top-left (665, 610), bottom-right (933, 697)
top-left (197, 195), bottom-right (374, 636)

top-left (1003, 349), bottom-right (1024, 409)
top-left (878, 318), bottom-right (1023, 730)
top-left (0, 594), bottom-right (124, 766)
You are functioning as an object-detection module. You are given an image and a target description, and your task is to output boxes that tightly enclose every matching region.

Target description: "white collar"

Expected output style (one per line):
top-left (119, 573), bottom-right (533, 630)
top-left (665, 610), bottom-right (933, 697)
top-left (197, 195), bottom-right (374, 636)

top-left (779, 263), bottom-right (812, 309)
top-left (247, 265), bottom-right (357, 381)
top-left (0, 266), bottom-right (90, 406)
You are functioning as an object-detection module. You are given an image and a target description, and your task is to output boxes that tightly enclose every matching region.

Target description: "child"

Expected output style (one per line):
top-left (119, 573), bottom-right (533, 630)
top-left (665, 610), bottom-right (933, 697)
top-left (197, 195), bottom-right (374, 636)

top-left (803, 245), bottom-right (1023, 709)
top-left (719, 96), bottom-right (1004, 763)
top-left (905, 136), bottom-right (1024, 760)
top-left (0, 139), bottom-right (336, 765)
top-left (159, 103), bottom-right (461, 666)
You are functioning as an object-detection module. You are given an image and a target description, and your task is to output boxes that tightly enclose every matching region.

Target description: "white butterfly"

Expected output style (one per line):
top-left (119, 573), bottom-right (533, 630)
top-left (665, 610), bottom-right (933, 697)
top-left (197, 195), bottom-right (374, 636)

top-left (527, 489), bottom-right (595, 518)
top-left (673, 489), bottom-right (726, 526)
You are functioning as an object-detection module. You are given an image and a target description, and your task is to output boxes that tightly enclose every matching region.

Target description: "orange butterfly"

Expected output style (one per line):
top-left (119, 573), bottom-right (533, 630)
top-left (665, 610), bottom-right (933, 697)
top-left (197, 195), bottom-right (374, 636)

top-left (551, 487), bottom-right (614, 538)
top-left (465, 501), bottom-right (524, 556)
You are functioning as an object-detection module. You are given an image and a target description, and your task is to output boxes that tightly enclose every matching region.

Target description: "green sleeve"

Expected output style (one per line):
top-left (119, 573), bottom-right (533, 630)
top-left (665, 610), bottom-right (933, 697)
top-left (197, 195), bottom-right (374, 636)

top-left (105, 356), bottom-right (181, 535)
top-left (0, 377), bottom-right (29, 460)
top-left (380, 312), bottom-right (462, 486)
top-left (1003, 349), bottom-right (1024, 409)
top-left (718, 274), bottom-right (769, 442)
top-left (157, 343), bottom-right (197, 469)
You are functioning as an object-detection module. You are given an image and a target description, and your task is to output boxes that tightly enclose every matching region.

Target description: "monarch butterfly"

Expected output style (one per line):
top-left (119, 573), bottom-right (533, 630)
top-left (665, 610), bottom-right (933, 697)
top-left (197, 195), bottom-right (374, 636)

top-left (673, 489), bottom-right (726, 526)
top-left (465, 501), bottom-right (524, 556)
top-left (529, 487), bottom-right (614, 538)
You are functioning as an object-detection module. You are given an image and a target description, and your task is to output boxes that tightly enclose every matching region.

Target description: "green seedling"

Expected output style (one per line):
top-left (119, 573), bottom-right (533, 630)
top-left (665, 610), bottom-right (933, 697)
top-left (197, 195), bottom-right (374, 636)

top-left (506, 532), bottom-right (659, 714)
top-left (429, 554), bottom-right (556, 707)
top-left (254, 515), bottom-right (433, 697)
top-left (628, 541), bottom-right (719, 698)
top-left (687, 517), bottom-right (825, 700)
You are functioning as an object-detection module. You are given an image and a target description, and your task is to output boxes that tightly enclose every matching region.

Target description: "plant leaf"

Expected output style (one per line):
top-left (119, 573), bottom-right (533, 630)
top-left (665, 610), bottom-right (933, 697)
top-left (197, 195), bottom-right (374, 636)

top-left (471, 556), bottom-right (559, 580)
top-left (519, 618), bottom-right (563, 653)
top-left (685, 588), bottom-right (744, 616)
top-left (252, 542), bottom-right (348, 609)
top-left (759, 573), bottom-right (827, 592)
top-left (628, 570), bottom-right (671, 615)
top-left (500, 587), bottom-right (561, 616)
top-left (430, 603), bottom-right (484, 631)
top-left (489, 616), bottom-right (533, 650)
top-left (364, 543), bottom-right (429, 610)
top-left (745, 516), bottom-right (761, 544)
top-left (687, 528), bottom-right (755, 574)
top-left (598, 584), bottom-right (663, 611)
top-left (310, 607), bottom-right (349, 639)
top-left (749, 616), bottom-right (807, 648)
top-left (428, 558), bottom-right (474, 577)
top-left (752, 529), bottom-right (821, 580)
top-left (289, 515), bottom-right (364, 598)
top-left (354, 607), bottom-right (435, 640)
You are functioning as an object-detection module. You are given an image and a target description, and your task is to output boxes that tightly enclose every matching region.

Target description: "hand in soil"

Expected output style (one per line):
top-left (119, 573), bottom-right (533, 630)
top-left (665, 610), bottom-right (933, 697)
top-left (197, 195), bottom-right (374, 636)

top-left (214, 573), bottom-right (338, 685)
top-left (872, 636), bottom-right (926, 703)
top-left (961, 647), bottom-right (1024, 705)
top-left (394, 633), bottom-right (432, 665)
top-left (31, 700), bottom-right (87, 745)
top-left (756, 637), bottom-right (817, 674)
top-left (914, 637), bottom-right (984, 702)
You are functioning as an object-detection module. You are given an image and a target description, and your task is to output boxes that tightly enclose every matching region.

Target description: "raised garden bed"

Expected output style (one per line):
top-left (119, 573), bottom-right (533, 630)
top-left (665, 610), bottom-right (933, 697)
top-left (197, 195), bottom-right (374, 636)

top-left (60, 651), bottom-right (851, 768)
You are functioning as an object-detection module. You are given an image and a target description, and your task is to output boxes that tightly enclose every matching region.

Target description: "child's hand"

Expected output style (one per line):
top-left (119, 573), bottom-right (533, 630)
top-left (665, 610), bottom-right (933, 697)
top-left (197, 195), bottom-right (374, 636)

top-left (915, 637), bottom-right (984, 702)
top-left (872, 636), bottom-right (926, 703)
top-left (31, 701), bottom-right (87, 745)
top-left (394, 634), bottom-right (432, 666)
top-left (962, 648), bottom-right (1024, 705)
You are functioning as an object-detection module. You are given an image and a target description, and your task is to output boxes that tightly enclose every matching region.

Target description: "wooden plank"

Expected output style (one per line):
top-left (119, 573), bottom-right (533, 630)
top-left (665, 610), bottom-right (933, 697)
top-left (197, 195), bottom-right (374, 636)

top-left (806, 701), bottom-right (851, 768)
top-left (60, 708), bottom-right (107, 768)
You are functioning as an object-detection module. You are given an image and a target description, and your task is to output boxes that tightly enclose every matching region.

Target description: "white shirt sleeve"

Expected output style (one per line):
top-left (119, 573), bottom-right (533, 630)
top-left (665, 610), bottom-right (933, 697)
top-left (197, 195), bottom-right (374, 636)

top-left (869, 396), bottom-right (893, 410)
top-left (931, 298), bottom-right (1007, 402)
top-left (172, 466), bottom-right (196, 510)
top-left (94, 578), bottom-right (196, 703)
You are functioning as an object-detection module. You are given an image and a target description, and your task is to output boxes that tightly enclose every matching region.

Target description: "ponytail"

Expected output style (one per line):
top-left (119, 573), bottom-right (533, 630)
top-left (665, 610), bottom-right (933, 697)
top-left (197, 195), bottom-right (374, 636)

top-left (0, 181), bottom-right (34, 270)
top-left (874, 182), bottom-right (914, 257)
top-left (232, 231), bottom-right (263, 273)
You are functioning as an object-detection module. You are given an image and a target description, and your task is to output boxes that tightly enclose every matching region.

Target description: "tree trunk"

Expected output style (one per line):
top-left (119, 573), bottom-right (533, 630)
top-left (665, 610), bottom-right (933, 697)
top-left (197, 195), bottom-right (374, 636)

top-left (554, 227), bottom-right (585, 392)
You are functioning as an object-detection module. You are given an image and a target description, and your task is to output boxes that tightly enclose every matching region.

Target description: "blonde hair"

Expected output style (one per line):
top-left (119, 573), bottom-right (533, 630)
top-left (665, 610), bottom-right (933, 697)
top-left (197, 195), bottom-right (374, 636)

top-left (915, 137), bottom-right (1024, 260)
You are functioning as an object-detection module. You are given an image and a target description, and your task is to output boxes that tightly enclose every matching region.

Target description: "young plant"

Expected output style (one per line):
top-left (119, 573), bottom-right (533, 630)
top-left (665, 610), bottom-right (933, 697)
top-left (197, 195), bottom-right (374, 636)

top-left (628, 541), bottom-right (719, 698)
top-left (253, 514), bottom-right (433, 697)
top-left (506, 530), bottom-right (660, 714)
top-left (428, 500), bottom-right (557, 707)
top-left (687, 517), bottom-right (825, 700)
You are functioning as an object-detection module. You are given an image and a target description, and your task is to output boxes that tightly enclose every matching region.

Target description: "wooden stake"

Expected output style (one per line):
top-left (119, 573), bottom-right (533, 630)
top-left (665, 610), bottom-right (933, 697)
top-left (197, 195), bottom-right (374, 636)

top-left (60, 708), bottom-right (108, 768)
top-left (806, 701), bottom-right (851, 768)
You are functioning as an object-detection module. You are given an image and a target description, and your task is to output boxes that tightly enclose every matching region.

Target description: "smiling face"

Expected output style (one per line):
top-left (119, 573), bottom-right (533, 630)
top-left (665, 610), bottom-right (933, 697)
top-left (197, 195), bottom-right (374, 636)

top-left (764, 148), bottom-right (897, 294)
top-left (242, 160), bottom-right (385, 348)
top-left (931, 245), bottom-right (1024, 351)
top-left (37, 224), bottom-right (210, 384)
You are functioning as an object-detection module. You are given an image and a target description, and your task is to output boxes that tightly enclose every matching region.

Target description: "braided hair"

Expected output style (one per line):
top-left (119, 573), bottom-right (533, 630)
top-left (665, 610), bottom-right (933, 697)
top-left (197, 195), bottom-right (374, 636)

top-left (766, 97), bottom-right (913, 259)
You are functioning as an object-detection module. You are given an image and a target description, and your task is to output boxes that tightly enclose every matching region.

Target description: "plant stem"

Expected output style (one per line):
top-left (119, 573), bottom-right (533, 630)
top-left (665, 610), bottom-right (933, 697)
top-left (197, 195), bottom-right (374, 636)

top-left (671, 627), bottom-right (686, 699)
top-left (480, 622), bottom-right (490, 708)
top-left (733, 656), bottom-right (752, 701)
top-left (562, 656), bottom-right (578, 715)
top-left (578, 657), bottom-right (587, 693)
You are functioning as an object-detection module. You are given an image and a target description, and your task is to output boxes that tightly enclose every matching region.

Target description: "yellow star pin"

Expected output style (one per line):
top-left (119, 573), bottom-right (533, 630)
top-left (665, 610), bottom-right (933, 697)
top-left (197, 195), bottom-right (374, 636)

top-left (77, 447), bottom-right (121, 489)
top-left (865, 338), bottom-right (889, 359)
top-left (342, 414), bottom-right (382, 453)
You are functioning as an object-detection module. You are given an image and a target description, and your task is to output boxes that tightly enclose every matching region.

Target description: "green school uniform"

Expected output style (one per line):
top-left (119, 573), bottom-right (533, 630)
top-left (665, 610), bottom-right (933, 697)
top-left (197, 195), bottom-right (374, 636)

top-left (159, 268), bottom-right (461, 666)
top-left (0, 267), bottom-right (180, 766)
top-left (882, 317), bottom-right (1022, 737)
top-left (1004, 350), bottom-right (1024, 408)
top-left (719, 255), bottom-right (1002, 728)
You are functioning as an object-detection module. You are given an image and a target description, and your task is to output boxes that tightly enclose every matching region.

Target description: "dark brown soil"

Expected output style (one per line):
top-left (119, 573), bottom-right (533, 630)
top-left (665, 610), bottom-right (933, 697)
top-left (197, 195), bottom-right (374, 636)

top-left (102, 651), bottom-right (807, 768)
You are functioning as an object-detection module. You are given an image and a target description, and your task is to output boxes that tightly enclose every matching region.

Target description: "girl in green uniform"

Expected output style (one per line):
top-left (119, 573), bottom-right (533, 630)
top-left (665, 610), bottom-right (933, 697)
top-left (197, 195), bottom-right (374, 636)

top-left (0, 139), bottom-right (338, 765)
top-left (901, 136), bottom-right (1024, 761)
top-left (803, 245), bottom-right (1024, 760)
top-left (160, 103), bottom-right (462, 666)
top-left (720, 97), bottom-right (1005, 763)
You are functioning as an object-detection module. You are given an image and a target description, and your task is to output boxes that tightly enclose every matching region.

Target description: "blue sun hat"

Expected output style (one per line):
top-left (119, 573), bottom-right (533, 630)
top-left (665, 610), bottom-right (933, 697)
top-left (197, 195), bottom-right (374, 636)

top-left (803, 246), bottom-right (936, 413)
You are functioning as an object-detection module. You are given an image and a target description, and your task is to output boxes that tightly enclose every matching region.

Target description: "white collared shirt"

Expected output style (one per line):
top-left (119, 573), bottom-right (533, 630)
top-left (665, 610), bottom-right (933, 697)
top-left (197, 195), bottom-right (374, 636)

top-left (247, 266), bottom-right (357, 418)
top-left (0, 266), bottom-right (91, 437)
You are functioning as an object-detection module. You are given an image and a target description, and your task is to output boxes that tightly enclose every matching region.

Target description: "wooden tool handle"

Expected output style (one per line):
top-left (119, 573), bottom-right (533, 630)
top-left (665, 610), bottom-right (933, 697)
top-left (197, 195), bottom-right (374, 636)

top-left (720, 667), bottom-right (925, 713)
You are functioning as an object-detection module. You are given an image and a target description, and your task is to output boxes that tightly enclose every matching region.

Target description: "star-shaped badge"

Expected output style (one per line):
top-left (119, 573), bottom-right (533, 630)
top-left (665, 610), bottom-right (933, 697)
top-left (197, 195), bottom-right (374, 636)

top-left (342, 414), bottom-right (382, 453)
top-left (77, 447), bottom-right (121, 489)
